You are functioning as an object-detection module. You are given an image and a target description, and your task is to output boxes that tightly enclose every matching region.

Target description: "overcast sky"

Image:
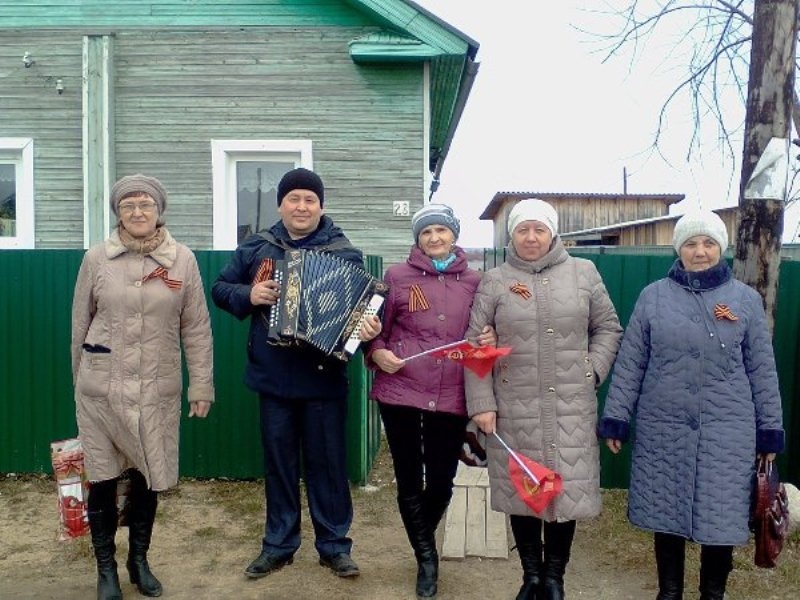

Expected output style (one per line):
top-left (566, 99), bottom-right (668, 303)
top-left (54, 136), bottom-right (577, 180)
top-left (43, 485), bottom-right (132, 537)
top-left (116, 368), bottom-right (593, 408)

top-left (414, 0), bottom-right (800, 246)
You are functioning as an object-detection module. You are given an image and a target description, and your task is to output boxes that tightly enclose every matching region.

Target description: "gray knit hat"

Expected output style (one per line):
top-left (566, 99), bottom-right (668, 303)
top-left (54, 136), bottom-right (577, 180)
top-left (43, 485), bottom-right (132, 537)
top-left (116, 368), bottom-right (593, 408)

top-left (672, 210), bottom-right (728, 253)
top-left (411, 203), bottom-right (461, 242)
top-left (110, 174), bottom-right (168, 223)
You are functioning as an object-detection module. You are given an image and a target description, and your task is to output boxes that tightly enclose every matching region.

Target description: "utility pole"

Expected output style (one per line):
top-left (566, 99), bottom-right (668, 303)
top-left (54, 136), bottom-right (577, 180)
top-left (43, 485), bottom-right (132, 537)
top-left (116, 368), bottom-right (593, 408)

top-left (733, 0), bottom-right (799, 331)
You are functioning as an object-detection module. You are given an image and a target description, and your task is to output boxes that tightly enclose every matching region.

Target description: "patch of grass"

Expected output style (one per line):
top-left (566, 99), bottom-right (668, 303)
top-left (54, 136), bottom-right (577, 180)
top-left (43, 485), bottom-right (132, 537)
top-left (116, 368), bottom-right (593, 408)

top-left (194, 526), bottom-right (220, 538)
top-left (593, 490), bottom-right (800, 600)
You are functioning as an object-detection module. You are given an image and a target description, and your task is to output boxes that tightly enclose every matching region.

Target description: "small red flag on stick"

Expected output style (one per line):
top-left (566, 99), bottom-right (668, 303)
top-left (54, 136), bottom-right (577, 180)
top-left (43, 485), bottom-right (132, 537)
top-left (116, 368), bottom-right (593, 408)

top-left (428, 341), bottom-right (511, 378)
top-left (494, 432), bottom-right (563, 514)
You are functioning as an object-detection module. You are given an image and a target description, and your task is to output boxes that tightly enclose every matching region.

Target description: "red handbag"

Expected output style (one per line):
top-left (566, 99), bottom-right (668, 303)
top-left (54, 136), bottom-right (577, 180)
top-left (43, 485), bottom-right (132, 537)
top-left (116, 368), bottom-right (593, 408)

top-left (750, 458), bottom-right (790, 568)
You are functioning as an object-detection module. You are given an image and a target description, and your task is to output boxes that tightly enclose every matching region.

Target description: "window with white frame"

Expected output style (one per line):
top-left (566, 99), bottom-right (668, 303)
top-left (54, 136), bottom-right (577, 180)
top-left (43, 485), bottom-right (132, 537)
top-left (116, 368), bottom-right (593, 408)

top-left (0, 138), bottom-right (34, 249)
top-left (211, 140), bottom-right (313, 249)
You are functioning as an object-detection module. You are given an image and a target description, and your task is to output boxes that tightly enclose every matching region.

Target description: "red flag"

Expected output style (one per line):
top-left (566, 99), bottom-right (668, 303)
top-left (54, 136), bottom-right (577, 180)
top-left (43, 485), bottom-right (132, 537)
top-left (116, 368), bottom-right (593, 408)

top-left (430, 341), bottom-right (511, 378)
top-left (508, 452), bottom-right (563, 514)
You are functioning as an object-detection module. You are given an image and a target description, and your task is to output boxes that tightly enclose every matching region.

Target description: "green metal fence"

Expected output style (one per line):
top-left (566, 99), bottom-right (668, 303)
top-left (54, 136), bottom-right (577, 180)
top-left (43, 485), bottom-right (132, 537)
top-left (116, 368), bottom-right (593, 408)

top-left (1, 249), bottom-right (797, 488)
top-left (0, 250), bottom-right (383, 485)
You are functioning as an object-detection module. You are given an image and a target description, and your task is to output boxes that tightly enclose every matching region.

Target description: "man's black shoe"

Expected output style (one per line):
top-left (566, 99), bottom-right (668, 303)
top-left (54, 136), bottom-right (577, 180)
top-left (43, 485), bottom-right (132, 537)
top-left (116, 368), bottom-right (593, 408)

top-left (244, 551), bottom-right (294, 579)
top-left (319, 553), bottom-right (360, 578)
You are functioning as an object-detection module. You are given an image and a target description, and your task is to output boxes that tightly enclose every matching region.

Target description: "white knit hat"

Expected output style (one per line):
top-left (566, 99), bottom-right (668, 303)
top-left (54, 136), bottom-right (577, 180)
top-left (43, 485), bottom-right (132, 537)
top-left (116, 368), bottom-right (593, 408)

top-left (672, 210), bottom-right (728, 253)
top-left (507, 199), bottom-right (558, 237)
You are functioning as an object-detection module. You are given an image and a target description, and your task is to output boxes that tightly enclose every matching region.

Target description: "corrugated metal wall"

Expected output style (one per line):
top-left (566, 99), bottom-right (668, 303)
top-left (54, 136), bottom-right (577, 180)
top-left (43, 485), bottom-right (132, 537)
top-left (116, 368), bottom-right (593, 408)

top-left (0, 249), bottom-right (382, 484)
top-left (2, 250), bottom-right (797, 487)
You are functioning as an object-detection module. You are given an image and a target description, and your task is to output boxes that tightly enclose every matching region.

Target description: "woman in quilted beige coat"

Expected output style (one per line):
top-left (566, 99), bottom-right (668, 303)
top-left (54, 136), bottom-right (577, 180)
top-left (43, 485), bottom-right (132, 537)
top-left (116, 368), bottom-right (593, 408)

top-left (465, 199), bottom-right (622, 600)
top-left (72, 174), bottom-right (214, 600)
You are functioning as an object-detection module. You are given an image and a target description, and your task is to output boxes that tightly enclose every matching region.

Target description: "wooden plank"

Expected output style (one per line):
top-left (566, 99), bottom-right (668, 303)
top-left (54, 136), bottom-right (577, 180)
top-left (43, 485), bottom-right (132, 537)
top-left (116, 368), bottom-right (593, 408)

top-left (464, 486), bottom-right (486, 557)
top-left (484, 488), bottom-right (509, 559)
top-left (453, 463), bottom-right (484, 487)
top-left (441, 486), bottom-right (466, 560)
top-left (476, 468), bottom-right (490, 487)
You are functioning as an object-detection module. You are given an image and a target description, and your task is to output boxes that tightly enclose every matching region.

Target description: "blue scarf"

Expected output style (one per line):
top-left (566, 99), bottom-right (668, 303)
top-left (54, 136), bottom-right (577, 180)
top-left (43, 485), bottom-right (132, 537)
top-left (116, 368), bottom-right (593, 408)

top-left (432, 253), bottom-right (457, 272)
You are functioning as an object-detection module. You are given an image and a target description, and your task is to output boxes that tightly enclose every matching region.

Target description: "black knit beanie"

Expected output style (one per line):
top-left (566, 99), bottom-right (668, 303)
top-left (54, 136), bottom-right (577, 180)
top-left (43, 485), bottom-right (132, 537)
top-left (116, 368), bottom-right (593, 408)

top-left (277, 167), bottom-right (324, 206)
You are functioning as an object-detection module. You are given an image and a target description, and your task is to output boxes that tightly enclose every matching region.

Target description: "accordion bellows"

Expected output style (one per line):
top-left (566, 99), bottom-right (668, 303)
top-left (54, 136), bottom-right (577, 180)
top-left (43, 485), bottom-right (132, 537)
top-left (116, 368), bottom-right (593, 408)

top-left (255, 250), bottom-right (387, 360)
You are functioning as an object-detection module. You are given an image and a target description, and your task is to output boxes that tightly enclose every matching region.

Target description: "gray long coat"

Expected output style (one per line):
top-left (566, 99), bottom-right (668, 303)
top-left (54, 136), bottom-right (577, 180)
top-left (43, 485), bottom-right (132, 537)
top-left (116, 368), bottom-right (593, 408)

top-left (599, 260), bottom-right (784, 545)
top-left (71, 228), bottom-right (214, 491)
top-left (466, 240), bottom-right (622, 521)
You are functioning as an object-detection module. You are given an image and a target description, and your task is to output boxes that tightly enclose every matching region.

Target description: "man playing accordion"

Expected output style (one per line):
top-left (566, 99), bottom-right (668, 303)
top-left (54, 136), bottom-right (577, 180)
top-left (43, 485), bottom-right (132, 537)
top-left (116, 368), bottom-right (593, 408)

top-left (212, 167), bottom-right (381, 581)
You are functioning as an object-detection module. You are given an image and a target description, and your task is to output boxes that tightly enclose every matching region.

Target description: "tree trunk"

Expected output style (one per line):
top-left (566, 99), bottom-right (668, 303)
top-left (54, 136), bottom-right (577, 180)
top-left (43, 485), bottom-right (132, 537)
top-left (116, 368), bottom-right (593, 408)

top-left (733, 0), bottom-right (798, 331)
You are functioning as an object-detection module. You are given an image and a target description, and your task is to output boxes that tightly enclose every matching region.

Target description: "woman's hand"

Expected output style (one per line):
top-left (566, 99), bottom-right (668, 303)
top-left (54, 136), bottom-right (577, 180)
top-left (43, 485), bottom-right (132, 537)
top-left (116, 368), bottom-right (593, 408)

top-left (372, 348), bottom-right (405, 373)
top-left (250, 280), bottom-right (280, 306)
top-left (472, 411), bottom-right (496, 435)
top-left (476, 325), bottom-right (497, 347)
top-left (359, 315), bottom-right (382, 341)
top-left (188, 401), bottom-right (211, 418)
top-left (605, 439), bottom-right (622, 454)
top-left (758, 452), bottom-right (777, 463)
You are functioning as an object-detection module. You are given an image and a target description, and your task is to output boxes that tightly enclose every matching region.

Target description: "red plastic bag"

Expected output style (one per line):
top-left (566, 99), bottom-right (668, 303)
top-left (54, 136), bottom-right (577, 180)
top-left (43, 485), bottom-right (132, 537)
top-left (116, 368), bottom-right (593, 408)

top-left (51, 438), bottom-right (90, 540)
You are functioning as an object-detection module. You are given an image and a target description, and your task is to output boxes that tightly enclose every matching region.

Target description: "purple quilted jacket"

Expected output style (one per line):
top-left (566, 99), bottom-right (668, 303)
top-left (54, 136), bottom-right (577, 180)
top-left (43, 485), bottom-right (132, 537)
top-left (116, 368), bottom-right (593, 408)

top-left (368, 245), bottom-right (481, 416)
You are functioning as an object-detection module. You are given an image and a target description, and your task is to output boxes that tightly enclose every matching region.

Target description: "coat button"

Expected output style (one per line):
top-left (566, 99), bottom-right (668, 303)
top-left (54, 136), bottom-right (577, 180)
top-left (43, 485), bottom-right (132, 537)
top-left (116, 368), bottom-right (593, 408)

top-left (584, 357), bottom-right (591, 363)
top-left (550, 443), bottom-right (557, 449)
top-left (428, 401), bottom-right (435, 408)
top-left (548, 386), bottom-right (555, 392)
top-left (545, 328), bottom-right (554, 334)
top-left (437, 314), bottom-right (445, 321)
top-left (438, 275), bottom-right (444, 281)
top-left (134, 281), bottom-right (142, 287)
top-left (317, 365), bottom-right (324, 371)
top-left (586, 372), bottom-right (593, 378)
top-left (436, 358), bottom-right (442, 364)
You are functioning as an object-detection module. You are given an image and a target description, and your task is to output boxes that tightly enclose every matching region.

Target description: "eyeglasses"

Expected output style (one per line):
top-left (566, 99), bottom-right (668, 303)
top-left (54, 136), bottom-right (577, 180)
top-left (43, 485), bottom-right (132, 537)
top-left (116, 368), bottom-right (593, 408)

top-left (118, 201), bottom-right (158, 214)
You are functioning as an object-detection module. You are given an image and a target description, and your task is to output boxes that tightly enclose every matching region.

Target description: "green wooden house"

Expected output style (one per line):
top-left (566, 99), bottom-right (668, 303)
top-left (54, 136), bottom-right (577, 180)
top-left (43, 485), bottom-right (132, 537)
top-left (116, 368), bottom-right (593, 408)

top-left (0, 0), bottom-right (479, 264)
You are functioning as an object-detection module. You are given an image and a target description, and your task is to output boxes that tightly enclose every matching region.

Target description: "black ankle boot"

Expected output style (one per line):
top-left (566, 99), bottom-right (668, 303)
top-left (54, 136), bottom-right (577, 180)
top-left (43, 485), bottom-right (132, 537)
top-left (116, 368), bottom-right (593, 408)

top-left (126, 475), bottom-right (162, 597)
top-left (88, 507), bottom-right (122, 600)
top-left (654, 533), bottom-right (685, 600)
top-left (699, 544), bottom-right (733, 600)
top-left (398, 495), bottom-right (438, 599)
top-left (542, 520), bottom-right (576, 600)
top-left (510, 515), bottom-right (543, 600)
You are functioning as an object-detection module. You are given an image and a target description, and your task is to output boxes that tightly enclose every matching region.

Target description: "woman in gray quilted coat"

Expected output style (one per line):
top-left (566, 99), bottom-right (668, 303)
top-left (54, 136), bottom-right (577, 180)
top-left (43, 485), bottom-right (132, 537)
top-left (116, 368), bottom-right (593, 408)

top-left (599, 210), bottom-right (784, 600)
top-left (465, 199), bottom-right (622, 600)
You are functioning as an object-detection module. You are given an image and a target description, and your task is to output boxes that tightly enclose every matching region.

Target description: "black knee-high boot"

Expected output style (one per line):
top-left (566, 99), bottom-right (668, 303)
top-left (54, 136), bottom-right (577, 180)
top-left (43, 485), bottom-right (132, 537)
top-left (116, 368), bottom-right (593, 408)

top-left (126, 471), bottom-right (162, 597)
top-left (654, 533), bottom-right (685, 600)
top-left (88, 479), bottom-right (122, 600)
top-left (398, 495), bottom-right (438, 599)
top-left (542, 520), bottom-right (576, 600)
top-left (699, 544), bottom-right (733, 600)
top-left (510, 515), bottom-right (543, 600)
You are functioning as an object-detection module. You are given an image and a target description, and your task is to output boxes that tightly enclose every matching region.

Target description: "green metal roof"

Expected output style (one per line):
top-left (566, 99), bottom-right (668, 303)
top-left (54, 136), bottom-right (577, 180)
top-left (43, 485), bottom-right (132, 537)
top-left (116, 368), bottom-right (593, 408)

top-left (345, 0), bottom-right (479, 175)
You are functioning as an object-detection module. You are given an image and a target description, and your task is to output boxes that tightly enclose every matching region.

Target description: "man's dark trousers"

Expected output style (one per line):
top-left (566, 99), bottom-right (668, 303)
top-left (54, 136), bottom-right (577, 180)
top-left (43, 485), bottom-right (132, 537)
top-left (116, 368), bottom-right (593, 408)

top-left (258, 393), bottom-right (353, 558)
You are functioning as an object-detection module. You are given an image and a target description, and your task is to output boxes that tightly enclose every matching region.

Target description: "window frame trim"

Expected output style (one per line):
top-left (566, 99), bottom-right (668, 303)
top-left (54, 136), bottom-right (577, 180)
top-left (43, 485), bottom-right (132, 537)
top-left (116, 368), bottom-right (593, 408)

top-left (211, 139), bottom-right (313, 250)
top-left (0, 137), bottom-right (34, 249)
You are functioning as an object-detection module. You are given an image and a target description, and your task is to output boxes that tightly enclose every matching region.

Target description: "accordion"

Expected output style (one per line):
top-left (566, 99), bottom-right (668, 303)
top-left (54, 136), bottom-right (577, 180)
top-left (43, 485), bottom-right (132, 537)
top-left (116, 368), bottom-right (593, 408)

top-left (254, 250), bottom-right (387, 360)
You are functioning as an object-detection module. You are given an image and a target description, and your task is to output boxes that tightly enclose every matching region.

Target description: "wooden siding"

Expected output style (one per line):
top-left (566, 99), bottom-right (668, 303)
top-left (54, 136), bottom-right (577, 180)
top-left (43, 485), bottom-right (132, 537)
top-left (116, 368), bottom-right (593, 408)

top-left (489, 195), bottom-right (678, 247)
top-left (0, 0), bottom-right (371, 28)
top-left (614, 210), bottom-right (739, 248)
top-left (112, 27), bottom-right (424, 264)
top-left (0, 32), bottom-right (84, 248)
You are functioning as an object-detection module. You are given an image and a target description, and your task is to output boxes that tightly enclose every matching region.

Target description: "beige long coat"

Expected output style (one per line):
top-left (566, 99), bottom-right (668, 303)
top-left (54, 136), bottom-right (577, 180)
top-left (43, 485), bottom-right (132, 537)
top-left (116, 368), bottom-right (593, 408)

top-left (465, 240), bottom-right (621, 521)
top-left (71, 228), bottom-right (214, 491)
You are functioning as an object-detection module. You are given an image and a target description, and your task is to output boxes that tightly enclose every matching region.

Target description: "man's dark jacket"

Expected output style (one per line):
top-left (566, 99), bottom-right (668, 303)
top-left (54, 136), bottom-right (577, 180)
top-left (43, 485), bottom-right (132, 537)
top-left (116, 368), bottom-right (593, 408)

top-left (212, 215), bottom-right (363, 399)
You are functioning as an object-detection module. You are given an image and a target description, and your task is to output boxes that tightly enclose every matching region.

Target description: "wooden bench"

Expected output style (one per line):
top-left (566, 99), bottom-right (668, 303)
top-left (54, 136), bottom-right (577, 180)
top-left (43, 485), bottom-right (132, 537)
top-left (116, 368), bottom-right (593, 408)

top-left (441, 463), bottom-right (508, 560)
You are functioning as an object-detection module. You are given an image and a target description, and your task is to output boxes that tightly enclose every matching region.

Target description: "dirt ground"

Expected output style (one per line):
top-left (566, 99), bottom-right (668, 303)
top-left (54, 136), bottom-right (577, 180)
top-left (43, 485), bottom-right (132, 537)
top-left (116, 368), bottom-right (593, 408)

top-left (0, 445), bottom-right (665, 600)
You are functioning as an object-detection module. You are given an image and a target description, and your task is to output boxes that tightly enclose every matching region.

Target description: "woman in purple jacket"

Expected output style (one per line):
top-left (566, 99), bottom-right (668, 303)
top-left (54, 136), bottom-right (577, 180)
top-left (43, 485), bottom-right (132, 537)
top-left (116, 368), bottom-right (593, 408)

top-left (368, 204), bottom-right (494, 599)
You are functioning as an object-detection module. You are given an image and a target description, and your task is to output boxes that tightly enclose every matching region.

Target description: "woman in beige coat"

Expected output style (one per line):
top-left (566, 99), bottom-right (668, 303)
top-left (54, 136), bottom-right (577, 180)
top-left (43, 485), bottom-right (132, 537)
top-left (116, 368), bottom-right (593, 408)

top-left (465, 199), bottom-right (622, 600)
top-left (72, 174), bottom-right (214, 600)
